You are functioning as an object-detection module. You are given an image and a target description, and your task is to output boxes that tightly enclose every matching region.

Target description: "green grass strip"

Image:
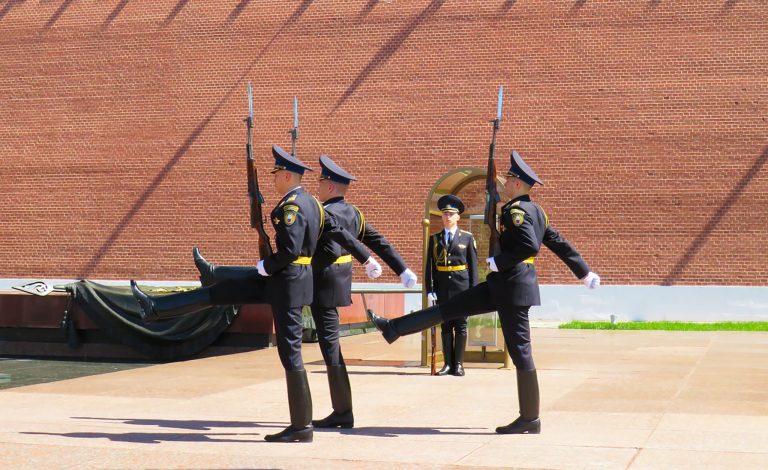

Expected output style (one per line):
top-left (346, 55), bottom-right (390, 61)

top-left (558, 321), bottom-right (768, 331)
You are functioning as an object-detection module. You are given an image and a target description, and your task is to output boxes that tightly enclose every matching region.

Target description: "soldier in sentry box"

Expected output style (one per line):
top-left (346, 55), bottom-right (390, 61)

top-left (424, 194), bottom-right (479, 377)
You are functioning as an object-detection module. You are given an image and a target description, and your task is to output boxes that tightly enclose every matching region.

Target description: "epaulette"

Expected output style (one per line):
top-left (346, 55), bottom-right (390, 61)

top-left (279, 193), bottom-right (299, 207)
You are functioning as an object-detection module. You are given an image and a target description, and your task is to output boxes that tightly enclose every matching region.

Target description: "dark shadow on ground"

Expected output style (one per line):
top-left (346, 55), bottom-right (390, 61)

top-left (335, 426), bottom-right (494, 437)
top-left (24, 431), bottom-right (260, 444)
top-left (72, 417), bottom-right (284, 430)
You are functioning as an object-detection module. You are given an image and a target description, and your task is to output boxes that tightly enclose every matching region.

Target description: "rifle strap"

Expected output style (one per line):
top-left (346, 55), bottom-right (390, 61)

top-left (353, 205), bottom-right (366, 240)
top-left (313, 196), bottom-right (325, 239)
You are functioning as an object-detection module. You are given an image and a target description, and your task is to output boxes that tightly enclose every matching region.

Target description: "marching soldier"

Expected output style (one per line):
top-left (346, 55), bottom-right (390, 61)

top-left (194, 154), bottom-right (417, 430)
top-left (367, 150), bottom-right (601, 435)
top-left (425, 195), bottom-right (478, 376)
top-left (131, 145), bottom-right (381, 443)
top-left (309, 154), bottom-right (416, 429)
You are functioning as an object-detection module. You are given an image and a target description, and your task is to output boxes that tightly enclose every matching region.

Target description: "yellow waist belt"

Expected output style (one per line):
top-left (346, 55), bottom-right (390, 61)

top-left (333, 255), bottom-right (353, 264)
top-left (292, 256), bottom-right (312, 265)
top-left (436, 265), bottom-right (467, 272)
top-left (523, 257), bottom-right (535, 264)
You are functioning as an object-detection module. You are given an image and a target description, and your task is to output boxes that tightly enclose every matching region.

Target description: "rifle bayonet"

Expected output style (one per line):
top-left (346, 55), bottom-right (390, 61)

top-left (290, 96), bottom-right (299, 156)
top-left (484, 85), bottom-right (504, 257)
top-left (245, 82), bottom-right (273, 258)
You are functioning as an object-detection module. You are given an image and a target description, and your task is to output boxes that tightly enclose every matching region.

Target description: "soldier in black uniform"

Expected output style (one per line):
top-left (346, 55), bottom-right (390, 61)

top-left (130, 145), bottom-right (379, 443)
top-left (425, 195), bottom-right (478, 376)
top-left (189, 154), bottom-right (413, 432)
top-left (367, 150), bottom-right (601, 435)
top-left (309, 154), bottom-right (416, 429)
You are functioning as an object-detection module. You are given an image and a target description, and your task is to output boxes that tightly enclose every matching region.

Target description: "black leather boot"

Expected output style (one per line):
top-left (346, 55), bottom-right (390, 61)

top-left (452, 333), bottom-right (467, 377)
top-left (265, 369), bottom-right (314, 442)
top-left (130, 281), bottom-right (211, 323)
top-left (367, 306), bottom-right (444, 344)
top-left (436, 327), bottom-right (453, 376)
top-left (193, 246), bottom-right (258, 286)
top-left (312, 364), bottom-right (354, 429)
top-left (193, 246), bottom-right (216, 287)
top-left (496, 369), bottom-right (540, 434)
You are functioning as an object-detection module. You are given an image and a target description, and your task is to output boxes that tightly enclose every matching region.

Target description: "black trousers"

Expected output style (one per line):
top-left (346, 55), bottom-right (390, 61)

top-left (273, 306), bottom-right (306, 371)
top-left (440, 282), bottom-right (534, 371)
top-left (309, 304), bottom-right (345, 367)
top-left (207, 274), bottom-right (305, 371)
top-left (439, 294), bottom-right (468, 339)
top-left (208, 272), bottom-right (266, 305)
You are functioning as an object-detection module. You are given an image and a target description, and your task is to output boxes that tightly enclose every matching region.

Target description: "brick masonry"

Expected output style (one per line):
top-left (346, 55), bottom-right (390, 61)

top-left (0, 1), bottom-right (766, 286)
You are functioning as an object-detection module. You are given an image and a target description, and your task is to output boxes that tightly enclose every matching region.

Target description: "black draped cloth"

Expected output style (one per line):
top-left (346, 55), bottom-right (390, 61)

top-left (69, 281), bottom-right (237, 361)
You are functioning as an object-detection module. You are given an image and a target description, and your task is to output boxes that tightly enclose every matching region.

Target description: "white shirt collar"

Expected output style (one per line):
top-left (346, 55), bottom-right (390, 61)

top-left (444, 226), bottom-right (458, 238)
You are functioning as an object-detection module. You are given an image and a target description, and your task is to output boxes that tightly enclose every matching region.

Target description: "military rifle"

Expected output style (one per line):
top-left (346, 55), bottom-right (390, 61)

top-left (290, 96), bottom-right (298, 156)
top-left (484, 85), bottom-right (503, 257)
top-left (245, 82), bottom-right (273, 259)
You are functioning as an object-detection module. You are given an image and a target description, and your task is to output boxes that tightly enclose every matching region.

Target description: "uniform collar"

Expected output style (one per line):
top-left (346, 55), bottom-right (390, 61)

top-left (505, 194), bottom-right (531, 207)
top-left (282, 186), bottom-right (302, 199)
top-left (444, 226), bottom-right (458, 236)
top-left (323, 196), bottom-right (345, 206)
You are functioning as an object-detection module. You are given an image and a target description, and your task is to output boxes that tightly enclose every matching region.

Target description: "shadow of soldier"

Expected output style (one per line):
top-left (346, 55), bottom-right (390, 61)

top-left (71, 416), bottom-right (284, 431)
top-left (332, 426), bottom-right (495, 438)
top-left (22, 431), bottom-right (261, 444)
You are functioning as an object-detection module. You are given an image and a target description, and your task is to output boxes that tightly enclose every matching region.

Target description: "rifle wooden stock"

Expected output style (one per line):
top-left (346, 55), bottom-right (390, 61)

top-left (245, 116), bottom-right (274, 259)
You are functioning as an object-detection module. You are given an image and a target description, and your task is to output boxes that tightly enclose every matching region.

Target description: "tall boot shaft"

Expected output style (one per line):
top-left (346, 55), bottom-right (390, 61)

top-left (453, 333), bottom-right (467, 376)
top-left (193, 247), bottom-right (215, 287)
top-left (495, 369), bottom-right (541, 434)
top-left (131, 281), bottom-right (211, 322)
top-left (327, 364), bottom-right (352, 414)
top-left (264, 369), bottom-right (314, 442)
top-left (312, 364), bottom-right (354, 429)
top-left (517, 369), bottom-right (540, 420)
top-left (286, 369), bottom-right (313, 428)
top-left (194, 246), bottom-right (257, 286)
top-left (436, 329), bottom-right (454, 376)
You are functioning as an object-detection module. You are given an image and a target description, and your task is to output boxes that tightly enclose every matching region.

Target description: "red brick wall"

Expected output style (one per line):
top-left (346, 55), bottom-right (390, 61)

top-left (1, 1), bottom-right (766, 286)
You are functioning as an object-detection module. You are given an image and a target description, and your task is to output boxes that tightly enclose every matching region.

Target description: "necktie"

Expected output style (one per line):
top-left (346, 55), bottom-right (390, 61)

top-left (446, 231), bottom-right (453, 246)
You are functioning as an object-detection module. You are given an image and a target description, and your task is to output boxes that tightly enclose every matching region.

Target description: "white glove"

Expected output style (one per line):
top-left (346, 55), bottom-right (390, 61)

top-left (257, 260), bottom-right (269, 277)
top-left (582, 271), bottom-right (600, 289)
top-left (427, 292), bottom-right (438, 303)
top-left (364, 257), bottom-right (382, 279)
top-left (400, 268), bottom-right (417, 288)
top-left (486, 257), bottom-right (498, 272)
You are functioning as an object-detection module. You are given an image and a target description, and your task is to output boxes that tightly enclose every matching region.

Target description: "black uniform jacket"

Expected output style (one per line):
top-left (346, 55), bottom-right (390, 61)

top-left (487, 194), bottom-right (590, 307)
top-left (312, 196), bottom-right (408, 307)
top-left (425, 229), bottom-right (479, 302)
top-left (263, 188), bottom-right (371, 309)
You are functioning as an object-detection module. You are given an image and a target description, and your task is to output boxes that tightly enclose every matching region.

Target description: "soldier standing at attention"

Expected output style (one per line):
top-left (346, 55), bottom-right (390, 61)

top-left (309, 154), bottom-right (416, 429)
top-left (367, 150), bottom-right (600, 435)
top-left (132, 145), bottom-right (381, 443)
top-left (425, 195), bottom-right (478, 376)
